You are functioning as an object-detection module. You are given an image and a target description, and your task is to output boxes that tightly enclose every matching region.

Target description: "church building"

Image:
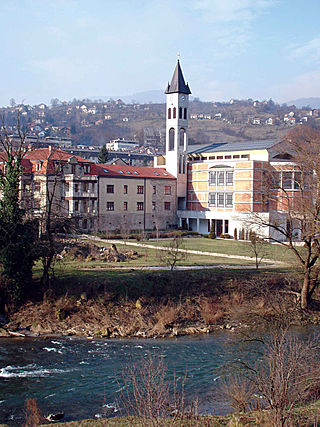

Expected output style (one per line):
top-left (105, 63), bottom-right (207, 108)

top-left (159, 60), bottom-right (302, 241)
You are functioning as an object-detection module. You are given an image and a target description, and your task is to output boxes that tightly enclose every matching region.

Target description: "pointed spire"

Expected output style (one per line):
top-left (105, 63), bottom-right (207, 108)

top-left (165, 60), bottom-right (191, 95)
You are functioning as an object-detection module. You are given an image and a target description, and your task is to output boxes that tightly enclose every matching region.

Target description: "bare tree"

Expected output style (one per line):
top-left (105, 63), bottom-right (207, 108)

top-left (224, 328), bottom-right (320, 426)
top-left (117, 354), bottom-right (185, 426)
top-left (250, 329), bottom-right (320, 426)
top-left (246, 126), bottom-right (320, 308)
top-left (159, 234), bottom-right (187, 271)
top-left (249, 232), bottom-right (267, 269)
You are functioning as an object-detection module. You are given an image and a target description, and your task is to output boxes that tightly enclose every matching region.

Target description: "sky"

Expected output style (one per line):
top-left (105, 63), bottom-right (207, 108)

top-left (1, 0), bottom-right (320, 106)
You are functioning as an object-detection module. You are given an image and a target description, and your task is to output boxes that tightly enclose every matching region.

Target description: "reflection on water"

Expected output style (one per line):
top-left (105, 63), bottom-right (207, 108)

top-left (0, 326), bottom-right (318, 425)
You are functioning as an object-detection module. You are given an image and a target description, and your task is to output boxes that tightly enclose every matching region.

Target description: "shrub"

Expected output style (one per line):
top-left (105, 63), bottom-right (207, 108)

top-left (208, 223), bottom-right (216, 239)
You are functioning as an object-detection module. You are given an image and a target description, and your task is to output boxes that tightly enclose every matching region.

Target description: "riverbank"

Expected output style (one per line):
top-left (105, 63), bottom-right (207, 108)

top-left (2, 268), bottom-right (320, 339)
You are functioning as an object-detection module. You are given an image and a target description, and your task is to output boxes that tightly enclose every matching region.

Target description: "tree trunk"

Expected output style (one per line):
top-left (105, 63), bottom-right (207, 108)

top-left (301, 269), bottom-right (310, 309)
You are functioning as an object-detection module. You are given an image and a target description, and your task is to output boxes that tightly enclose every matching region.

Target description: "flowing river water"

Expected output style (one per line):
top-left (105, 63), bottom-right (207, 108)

top-left (0, 327), bottom-right (319, 425)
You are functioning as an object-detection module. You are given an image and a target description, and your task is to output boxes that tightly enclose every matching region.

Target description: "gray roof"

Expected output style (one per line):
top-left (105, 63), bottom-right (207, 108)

top-left (165, 60), bottom-right (191, 95)
top-left (188, 139), bottom-right (278, 154)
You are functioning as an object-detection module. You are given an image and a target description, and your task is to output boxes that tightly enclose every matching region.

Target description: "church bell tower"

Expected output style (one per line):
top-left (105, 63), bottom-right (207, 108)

top-left (165, 60), bottom-right (191, 199)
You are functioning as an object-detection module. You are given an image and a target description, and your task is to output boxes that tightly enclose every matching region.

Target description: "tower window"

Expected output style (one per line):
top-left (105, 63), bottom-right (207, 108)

top-left (168, 108), bottom-right (171, 119)
top-left (184, 108), bottom-right (187, 120)
top-left (169, 128), bottom-right (175, 151)
top-left (179, 107), bottom-right (182, 119)
top-left (179, 128), bottom-right (185, 147)
top-left (173, 107), bottom-right (176, 119)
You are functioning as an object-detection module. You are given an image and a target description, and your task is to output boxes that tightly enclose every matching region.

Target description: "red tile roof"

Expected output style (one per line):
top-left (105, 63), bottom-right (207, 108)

top-left (91, 163), bottom-right (175, 179)
top-left (24, 148), bottom-right (92, 163)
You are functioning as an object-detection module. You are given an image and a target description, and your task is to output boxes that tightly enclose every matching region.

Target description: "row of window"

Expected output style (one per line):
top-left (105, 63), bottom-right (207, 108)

top-left (192, 154), bottom-right (250, 161)
top-left (209, 170), bottom-right (234, 186)
top-left (208, 192), bottom-right (233, 207)
top-left (268, 171), bottom-right (302, 190)
top-left (107, 184), bottom-right (172, 195)
top-left (106, 201), bottom-right (171, 211)
top-left (168, 127), bottom-right (186, 152)
top-left (168, 107), bottom-right (187, 120)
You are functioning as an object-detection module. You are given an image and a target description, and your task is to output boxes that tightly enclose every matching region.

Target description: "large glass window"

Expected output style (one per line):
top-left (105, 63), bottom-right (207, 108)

top-left (208, 192), bottom-right (233, 208)
top-left (225, 193), bottom-right (233, 207)
top-left (226, 171), bottom-right (234, 186)
top-left (208, 193), bottom-right (216, 206)
top-left (179, 107), bottom-right (182, 119)
top-left (168, 108), bottom-right (171, 119)
top-left (217, 171), bottom-right (225, 186)
top-left (209, 171), bottom-right (216, 186)
top-left (173, 107), bottom-right (176, 119)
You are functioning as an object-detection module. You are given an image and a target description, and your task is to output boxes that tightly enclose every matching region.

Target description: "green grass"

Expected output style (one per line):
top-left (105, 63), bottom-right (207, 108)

top-left (123, 237), bottom-right (301, 264)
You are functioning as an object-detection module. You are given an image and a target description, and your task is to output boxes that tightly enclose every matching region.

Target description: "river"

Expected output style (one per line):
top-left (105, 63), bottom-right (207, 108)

top-left (0, 327), bottom-right (319, 425)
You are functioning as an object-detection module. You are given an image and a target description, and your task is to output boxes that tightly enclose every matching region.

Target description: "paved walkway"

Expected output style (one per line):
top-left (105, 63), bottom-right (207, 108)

top-left (81, 235), bottom-right (286, 266)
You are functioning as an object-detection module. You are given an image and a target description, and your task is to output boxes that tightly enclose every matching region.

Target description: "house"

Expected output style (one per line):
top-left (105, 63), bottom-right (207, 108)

top-left (91, 164), bottom-right (177, 231)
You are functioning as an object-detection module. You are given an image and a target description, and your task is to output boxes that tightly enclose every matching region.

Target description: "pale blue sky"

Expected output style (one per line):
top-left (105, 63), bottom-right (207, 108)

top-left (1, 0), bottom-right (320, 106)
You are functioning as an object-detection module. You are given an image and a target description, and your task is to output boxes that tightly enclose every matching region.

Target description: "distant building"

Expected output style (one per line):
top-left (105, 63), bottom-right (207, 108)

top-left (106, 138), bottom-right (139, 151)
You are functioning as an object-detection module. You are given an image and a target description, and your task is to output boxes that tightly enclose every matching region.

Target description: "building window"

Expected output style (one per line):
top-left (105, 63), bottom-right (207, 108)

top-left (226, 171), bottom-right (234, 186)
top-left (208, 193), bottom-right (216, 206)
top-left (184, 108), bottom-right (187, 120)
top-left (36, 162), bottom-right (42, 172)
top-left (82, 182), bottom-right (88, 192)
top-left (241, 154), bottom-right (250, 159)
top-left (225, 193), bottom-right (233, 207)
top-left (225, 219), bottom-right (229, 234)
top-left (137, 185), bottom-right (144, 194)
top-left (169, 128), bottom-right (175, 151)
top-left (164, 202), bottom-right (171, 210)
top-left (179, 107), bottom-right (182, 119)
top-left (173, 107), bottom-right (176, 119)
top-left (152, 201), bottom-right (156, 210)
top-left (82, 219), bottom-right (88, 229)
top-left (107, 201), bottom-right (114, 211)
top-left (75, 183), bottom-right (79, 193)
top-left (124, 184), bottom-right (128, 194)
top-left (137, 202), bottom-right (144, 211)
top-left (217, 171), bottom-right (225, 186)
top-left (218, 193), bottom-right (225, 206)
top-left (107, 184), bottom-right (114, 193)
top-left (34, 199), bottom-right (41, 209)
top-left (123, 201), bottom-right (128, 211)
top-left (209, 171), bottom-right (216, 186)
top-left (34, 182), bottom-right (41, 192)
top-left (164, 185), bottom-right (171, 195)
top-left (75, 201), bottom-right (79, 211)
top-left (209, 192), bottom-right (233, 208)
top-left (91, 200), bottom-right (95, 212)
top-left (168, 108), bottom-right (171, 119)
top-left (152, 185), bottom-right (156, 194)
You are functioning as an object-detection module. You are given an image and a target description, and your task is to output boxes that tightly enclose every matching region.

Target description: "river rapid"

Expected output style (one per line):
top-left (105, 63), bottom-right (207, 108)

top-left (0, 327), bottom-right (319, 425)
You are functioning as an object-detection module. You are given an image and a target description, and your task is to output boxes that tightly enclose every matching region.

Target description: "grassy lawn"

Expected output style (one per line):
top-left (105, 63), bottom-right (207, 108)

top-left (122, 237), bottom-right (300, 264)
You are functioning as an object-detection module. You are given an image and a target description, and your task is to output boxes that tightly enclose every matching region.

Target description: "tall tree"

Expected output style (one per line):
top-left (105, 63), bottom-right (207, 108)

top-left (98, 146), bottom-right (109, 163)
top-left (0, 117), bottom-right (37, 303)
top-left (247, 126), bottom-right (320, 309)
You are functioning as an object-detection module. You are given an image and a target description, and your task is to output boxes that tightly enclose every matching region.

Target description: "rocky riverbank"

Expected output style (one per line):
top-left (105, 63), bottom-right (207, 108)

top-left (2, 291), bottom-right (320, 340)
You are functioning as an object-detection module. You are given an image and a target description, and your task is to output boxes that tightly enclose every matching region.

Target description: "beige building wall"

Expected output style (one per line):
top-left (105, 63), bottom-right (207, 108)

top-left (98, 177), bottom-right (177, 232)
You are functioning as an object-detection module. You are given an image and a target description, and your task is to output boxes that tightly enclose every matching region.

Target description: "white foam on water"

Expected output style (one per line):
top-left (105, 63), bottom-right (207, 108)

top-left (51, 341), bottom-right (61, 345)
top-left (43, 347), bottom-right (63, 354)
top-left (0, 364), bottom-right (70, 378)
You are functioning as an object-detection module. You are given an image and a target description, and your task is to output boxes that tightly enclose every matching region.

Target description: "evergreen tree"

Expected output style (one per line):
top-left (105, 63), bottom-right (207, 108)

top-left (98, 146), bottom-right (109, 163)
top-left (0, 121), bottom-right (37, 303)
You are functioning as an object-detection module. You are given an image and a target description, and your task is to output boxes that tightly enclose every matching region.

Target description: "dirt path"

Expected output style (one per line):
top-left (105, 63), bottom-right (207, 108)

top-left (81, 234), bottom-right (286, 267)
